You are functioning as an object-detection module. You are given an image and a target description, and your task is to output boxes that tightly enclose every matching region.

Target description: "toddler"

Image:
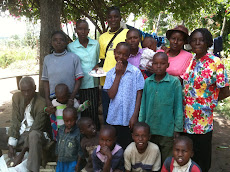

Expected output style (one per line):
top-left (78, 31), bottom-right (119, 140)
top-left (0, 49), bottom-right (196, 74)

top-left (124, 122), bottom-right (161, 172)
top-left (92, 125), bottom-right (124, 172)
top-left (56, 107), bottom-right (83, 172)
top-left (78, 117), bottom-right (99, 172)
top-left (45, 83), bottom-right (89, 140)
top-left (103, 42), bottom-right (144, 149)
top-left (139, 52), bottom-right (183, 164)
top-left (161, 136), bottom-right (201, 172)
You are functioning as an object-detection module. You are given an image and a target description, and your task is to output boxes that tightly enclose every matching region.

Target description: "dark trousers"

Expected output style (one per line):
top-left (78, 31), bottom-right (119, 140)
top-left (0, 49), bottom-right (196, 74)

top-left (79, 87), bottom-right (100, 130)
top-left (183, 131), bottom-right (213, 172)
top-left (101, 89), bottom-right (110, 124)
top-left (112, 125), bottom-right (133, 150)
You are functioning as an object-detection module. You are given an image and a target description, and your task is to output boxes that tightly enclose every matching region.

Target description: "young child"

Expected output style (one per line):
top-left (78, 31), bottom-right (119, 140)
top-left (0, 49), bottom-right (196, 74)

top-left (56, 107), bottom-right (83, 172)
top-left (124, 122), bottom-right (161, 172)
top-left (103, 42), bottom-right (145, 149)
top-left (139, 52), bottom-right (183, 165)
top-left (78, 117), bottom-right (99, 172)
top-left (161, 136), bottom-right (201, 172)
top-left (45, 83), bottom-right (90, 140)
top-left (142, 36), bottom-right (157, 52)
top-left (126, 28), bottom-right (143, 68)
top-left (92, 125), bottom-right (124, 172)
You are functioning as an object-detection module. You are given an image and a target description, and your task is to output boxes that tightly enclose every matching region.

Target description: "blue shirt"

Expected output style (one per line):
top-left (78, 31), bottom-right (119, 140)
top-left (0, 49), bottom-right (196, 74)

top-left (104, 63), bottom-right (145, 126)
top-left (68, 38), bottom-right (99, 89)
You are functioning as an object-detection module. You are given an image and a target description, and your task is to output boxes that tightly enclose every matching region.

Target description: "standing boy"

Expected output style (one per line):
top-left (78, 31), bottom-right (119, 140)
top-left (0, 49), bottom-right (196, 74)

top-left (139, 52), bottom-right (183, 164)
top-left (103, 42), bottom-right (145, 149)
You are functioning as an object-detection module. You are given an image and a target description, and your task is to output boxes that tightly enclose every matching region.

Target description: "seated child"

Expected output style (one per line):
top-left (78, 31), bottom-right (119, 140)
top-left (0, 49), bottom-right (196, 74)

top-left (103, 42), bottom-right (145, 149)
top-left (124, 122), bottom-right (161, 172)
top-left (45, 83), bottom-right (90, 140)
top-left (78, 117), bottom-right (99, 172)
top-left (141, 37), bottom-right (157, 79)
top-left (126, 28), bottom-right (143, 68)
top-left (139, 52), bottom-right (183, 165)
top-left (161, 136), bottom-right (201, 172)
top-left (92, 125), bottom-right (124, 172)
top-left (56, 107), bottom-right (83, 172)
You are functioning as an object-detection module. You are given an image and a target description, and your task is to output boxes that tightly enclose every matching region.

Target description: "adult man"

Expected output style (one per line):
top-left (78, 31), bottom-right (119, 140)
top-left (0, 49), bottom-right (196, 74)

top-left (3, 77), bottom-right (48, 172)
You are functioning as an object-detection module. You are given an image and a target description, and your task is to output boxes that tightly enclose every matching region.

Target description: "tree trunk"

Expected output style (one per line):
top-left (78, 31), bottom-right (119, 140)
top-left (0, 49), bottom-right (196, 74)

top-left (39, 0), bottom-right (62, 95)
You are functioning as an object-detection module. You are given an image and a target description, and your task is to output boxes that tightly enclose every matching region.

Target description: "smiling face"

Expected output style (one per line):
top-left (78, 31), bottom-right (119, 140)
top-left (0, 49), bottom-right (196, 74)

top-left (51, 33), bottom-right (67, 53)
top-left (80, 119), bottom-right (97, 138)
top-left (114, 44), bottom-right (130, 64)
top-left (173, 140), bottom-right (193, 166)
top-left (152, 53), bottom-right (169, 76)
top-left (132, 126), bottom-right (150, 153)
top-left (107, 10), bottom-right (121, 32)
top-left (75, 21), bottom-right (89, 40)
top-left (126, 30), bottom-right (141, 50)
top-left (190, 31), bottom-right (208, 59)
top-left (169, 31), bottom-right (185, 52)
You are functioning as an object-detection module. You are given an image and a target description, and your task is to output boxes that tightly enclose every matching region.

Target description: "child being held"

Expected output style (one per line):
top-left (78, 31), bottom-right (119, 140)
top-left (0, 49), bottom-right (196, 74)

top-left (92, 125), bottom-right (124, 172)
top-left (78, 117), bottom-right (99, 172)
top-left (139, 52), bottom-right (183, 165)
top-left (124, 122), bottom-right (161, 172)
top-left (161, 136), bottom-right (201, 172)
top-left (56, 107), bottom-right (83, 172)
top-left (45, 83), bottom-right (90, 140)
top-left (103, 42), bottom-right (144, 149)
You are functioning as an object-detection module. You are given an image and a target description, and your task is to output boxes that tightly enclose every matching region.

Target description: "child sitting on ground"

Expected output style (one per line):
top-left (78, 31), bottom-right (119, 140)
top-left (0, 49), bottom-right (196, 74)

top-left (78, 117), bottom-right (99, 172)
top-left (45, 83), bottom-right (90, 140)
top-left (56, 107), bottom-right (83, 172)
top-left (126, 28), bottom-right (143, 68)
top-left (124, 122), bottom-right (161, 172)
top-left (140, 37), bottom-right (157, 79)
top-left (139, 52), bottom-right (183, 165)
top-left (103, 42), bottom-right (145, 149)
top-left (92, 125), bottom-right (124, 172)
top-left (161, 136), bottom-right (201, 172)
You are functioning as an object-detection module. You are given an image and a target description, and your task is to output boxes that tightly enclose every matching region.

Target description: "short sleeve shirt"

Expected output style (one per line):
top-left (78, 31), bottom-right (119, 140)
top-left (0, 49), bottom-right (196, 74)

top-left (103, 63), bottom-right (145, 126)
top-left (182, 53), bottom-right (229, 134)
top-left (124, 142), bottom-right (161, 172)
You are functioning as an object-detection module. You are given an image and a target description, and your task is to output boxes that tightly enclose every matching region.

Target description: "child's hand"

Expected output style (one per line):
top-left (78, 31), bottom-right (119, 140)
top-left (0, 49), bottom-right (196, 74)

top-left (100, 146), bottom-right (112, 159)
top-left (45, 106), bottom-right (56, 114)
top-left (115, 61), bottom-right (125, 76)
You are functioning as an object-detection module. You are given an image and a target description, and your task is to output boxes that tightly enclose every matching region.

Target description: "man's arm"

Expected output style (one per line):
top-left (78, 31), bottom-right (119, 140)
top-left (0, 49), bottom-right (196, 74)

top-left (129, 90), bottom-right (142, 129)
top-left (218, 86), bottom-right (230, 101)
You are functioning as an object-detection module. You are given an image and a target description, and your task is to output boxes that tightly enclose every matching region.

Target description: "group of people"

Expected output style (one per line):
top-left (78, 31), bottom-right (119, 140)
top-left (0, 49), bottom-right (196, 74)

top-left (0, 5), bottom-right (229, 172)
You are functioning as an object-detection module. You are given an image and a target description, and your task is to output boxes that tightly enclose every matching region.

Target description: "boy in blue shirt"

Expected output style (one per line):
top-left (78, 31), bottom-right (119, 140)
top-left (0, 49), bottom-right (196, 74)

top-left (139, 52), bottom-right (183, 165)
top-left (103, 42), bottom-right (145, 149)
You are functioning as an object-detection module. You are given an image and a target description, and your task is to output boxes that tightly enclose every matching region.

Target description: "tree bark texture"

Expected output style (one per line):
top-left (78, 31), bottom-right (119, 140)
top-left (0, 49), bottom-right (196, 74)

top-left (39, 0), bottom-right (62, 95)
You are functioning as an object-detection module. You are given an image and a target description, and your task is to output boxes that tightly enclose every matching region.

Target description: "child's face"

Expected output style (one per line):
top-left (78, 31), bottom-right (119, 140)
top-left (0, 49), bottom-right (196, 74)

top-left (143, 39), bottom-right (157, 52)
top-left (173, 140), bottom-right (193, 166)
top-left (55, 91), bottom-right (68, 104)
top-left (132, 127), bottom-right (150, 153)
top-left (114, 45), bottom-right (130, 64)
top-left (81, 119), bottom-right (97, 138)
top-left (51, 33), bottom-right (67, 53)
top-left (76, 22), bottom-right (89, 40)
top-left (99, 130), bottom-right (116, 151)
top-left (126, 31), bottom-right (141, 50)
top-left (152, 54), bottom-right (169, 76)
top-left (63, 112), bottom-right (76, 130)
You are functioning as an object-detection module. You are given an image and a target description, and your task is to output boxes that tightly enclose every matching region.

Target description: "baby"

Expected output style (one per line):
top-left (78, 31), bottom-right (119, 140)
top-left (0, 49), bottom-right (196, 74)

top-left (78, 117), bottom-right (99, 172)
top-left (161, 136), bottom-right (201, 172)
top-left (124, 122), bottom-right (161, 172)
top-left (92, 125), bottom-right (124, 172)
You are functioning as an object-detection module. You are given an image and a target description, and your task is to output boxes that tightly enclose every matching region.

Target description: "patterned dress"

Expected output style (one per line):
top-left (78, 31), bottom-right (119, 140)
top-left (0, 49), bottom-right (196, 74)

top-left (182, 53), bottom-right (229, 134)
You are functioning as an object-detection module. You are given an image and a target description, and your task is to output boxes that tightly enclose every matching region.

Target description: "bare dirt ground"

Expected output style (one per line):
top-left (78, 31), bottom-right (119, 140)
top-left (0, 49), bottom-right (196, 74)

top-left (0, 76), bottom-right (230, 172)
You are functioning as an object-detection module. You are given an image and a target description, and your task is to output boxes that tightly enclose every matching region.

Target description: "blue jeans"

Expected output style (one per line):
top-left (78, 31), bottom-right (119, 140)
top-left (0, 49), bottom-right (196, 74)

top-left (101, 88), bottom-right (110, 124)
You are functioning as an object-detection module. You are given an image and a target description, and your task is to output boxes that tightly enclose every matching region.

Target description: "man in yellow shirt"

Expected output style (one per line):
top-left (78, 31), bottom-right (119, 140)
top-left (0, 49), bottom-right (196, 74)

top-left (98, 6), bottom-right (128, 123)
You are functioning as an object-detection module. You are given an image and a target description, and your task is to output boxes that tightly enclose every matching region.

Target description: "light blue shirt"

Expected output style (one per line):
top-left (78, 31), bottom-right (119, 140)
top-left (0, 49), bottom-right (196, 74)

top-left (68, 38), bottom-right (99, 89)
top-left (104, 63), bottom-right (145, 126)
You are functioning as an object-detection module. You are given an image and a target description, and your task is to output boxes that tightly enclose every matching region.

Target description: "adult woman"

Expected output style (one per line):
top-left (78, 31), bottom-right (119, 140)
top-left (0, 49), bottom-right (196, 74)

top-left (157, 25), bottom-right (193, 77)
top-left (68, 19), bottom-right (100, 129)
top-left (183, 28), bottom-right (230, 172)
